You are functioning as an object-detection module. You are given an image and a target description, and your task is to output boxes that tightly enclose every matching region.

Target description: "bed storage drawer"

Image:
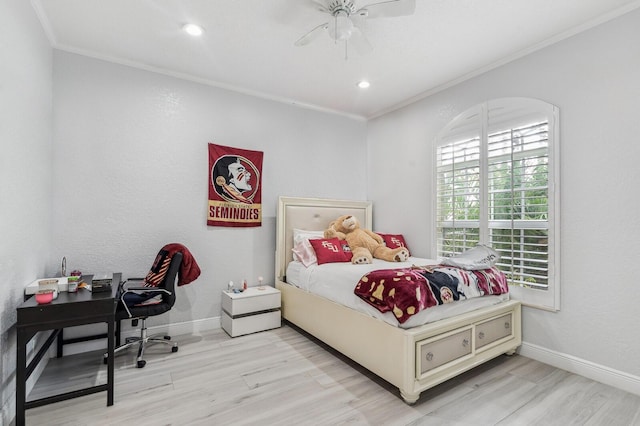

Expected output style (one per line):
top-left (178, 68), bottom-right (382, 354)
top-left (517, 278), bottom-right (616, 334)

top-left (475, 313), bottom-right (513, 350)
top-left (417, 327), bottom-right (472, 377)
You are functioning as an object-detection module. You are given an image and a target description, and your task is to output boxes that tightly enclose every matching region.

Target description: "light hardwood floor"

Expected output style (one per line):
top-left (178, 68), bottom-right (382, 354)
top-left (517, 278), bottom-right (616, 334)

top-left (24, 324), bottom-right (640, 426)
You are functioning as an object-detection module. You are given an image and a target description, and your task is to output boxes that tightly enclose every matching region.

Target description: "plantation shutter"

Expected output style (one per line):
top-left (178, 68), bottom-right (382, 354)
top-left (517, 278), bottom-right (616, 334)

top-left (436, 136), bottom-right (481, 257)
top-left (487, 121), bottom-right (550, 289)
top-left (436, 107), bottom-right (482, 257)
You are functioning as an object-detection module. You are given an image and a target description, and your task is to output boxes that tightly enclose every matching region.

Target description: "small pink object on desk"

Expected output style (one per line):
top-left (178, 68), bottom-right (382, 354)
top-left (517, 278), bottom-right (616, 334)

top-left (35, 290), bottom-right (55, 304)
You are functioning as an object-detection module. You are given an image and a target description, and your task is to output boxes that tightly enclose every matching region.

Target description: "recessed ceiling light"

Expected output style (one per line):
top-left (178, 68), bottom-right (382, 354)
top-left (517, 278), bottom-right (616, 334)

top-left (182, 23), bottom-right (204, 37)
top-left (357, 80), bottom-right (371, 89)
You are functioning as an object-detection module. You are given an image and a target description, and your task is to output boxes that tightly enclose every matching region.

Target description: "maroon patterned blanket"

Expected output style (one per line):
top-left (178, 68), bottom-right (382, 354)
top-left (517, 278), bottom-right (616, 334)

top-left (354, 265), bottom-right (508, 324)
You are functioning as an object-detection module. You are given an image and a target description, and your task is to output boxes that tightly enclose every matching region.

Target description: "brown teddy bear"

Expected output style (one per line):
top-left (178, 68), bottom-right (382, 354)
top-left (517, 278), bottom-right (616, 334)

top-left (324, 215), bottom-right (410, 264)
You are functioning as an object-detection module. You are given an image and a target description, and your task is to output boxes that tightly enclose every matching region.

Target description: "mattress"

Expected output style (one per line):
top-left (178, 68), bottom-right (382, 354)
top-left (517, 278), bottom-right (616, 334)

top-left (285, 257), bottom-right (510, 329)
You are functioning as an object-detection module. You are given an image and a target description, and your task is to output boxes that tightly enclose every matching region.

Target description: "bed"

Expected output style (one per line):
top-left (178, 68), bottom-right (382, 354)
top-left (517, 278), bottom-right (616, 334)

top-left (275, 196), bottom-right (522, 403)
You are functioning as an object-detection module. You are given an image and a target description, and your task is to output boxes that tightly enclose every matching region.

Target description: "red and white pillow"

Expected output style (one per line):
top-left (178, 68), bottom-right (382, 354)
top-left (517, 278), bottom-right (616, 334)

top-left (309, 238), bottom-right (352, 265)
top-left (377, 233), bottom-right (411, 256)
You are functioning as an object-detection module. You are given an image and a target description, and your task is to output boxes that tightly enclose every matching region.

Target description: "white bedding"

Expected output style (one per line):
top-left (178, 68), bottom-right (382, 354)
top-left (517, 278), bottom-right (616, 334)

top-left (285, 257), bottom-right (510, 329)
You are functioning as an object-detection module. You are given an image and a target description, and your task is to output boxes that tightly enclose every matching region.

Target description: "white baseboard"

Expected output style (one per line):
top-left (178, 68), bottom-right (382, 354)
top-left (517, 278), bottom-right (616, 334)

top-left (519, 341), bottom-right (640, 396)
top-left (61, 316), bottom-right (222, 356)
top-left (120, 316), bottom-right (222, 341)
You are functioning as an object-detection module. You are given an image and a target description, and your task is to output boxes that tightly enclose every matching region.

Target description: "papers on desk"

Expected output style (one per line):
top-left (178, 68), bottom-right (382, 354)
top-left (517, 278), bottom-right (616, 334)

top-left (25, 277), bottom-right (66, 297)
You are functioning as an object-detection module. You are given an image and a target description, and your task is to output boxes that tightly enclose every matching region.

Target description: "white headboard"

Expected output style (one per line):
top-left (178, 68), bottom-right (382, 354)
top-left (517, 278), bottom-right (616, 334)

top-left (275, 196), bottom-right (372, 281)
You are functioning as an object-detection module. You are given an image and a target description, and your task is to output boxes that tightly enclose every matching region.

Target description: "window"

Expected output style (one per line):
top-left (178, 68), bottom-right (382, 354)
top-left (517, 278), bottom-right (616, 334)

top-left (435, 98), bottom-right (560, 311)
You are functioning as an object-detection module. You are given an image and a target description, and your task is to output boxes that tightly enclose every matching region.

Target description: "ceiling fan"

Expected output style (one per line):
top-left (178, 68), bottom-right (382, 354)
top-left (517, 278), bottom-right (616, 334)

top-left (295, 0), bottom-right (416, 57)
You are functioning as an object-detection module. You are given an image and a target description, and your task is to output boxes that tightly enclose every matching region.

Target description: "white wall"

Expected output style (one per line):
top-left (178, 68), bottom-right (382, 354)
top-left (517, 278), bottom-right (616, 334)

top-left (0, 1), bottom-right (53, 423)
top-left (51, 51), bottom-right (367, 330)
top-left (367, 8), bottom-right (640, 379)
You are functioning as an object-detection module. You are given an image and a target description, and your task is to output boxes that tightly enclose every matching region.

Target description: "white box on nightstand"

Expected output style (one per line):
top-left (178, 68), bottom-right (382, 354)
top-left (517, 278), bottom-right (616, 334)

top-left (221, 286), bottom-right (281, 337)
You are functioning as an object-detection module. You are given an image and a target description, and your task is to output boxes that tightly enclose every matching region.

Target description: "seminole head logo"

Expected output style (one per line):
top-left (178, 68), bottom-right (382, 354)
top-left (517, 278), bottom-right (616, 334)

top-left (212, 155), bottom-right (260, 204)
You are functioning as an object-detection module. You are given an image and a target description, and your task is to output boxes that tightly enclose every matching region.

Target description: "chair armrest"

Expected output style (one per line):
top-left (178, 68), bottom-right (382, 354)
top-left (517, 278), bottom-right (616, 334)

top-left (117, 278), bottom-right (144, 296)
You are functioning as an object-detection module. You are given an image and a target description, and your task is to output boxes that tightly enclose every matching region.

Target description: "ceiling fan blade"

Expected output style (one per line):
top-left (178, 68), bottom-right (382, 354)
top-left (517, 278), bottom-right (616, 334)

top-left (351, 13), bottom-right (367, 30)
top-left (294, 22), bottom-right (329, 46)
top-left (310, 0), bottom-right (330, 12)
top-left (356, 0), bottom-right (416, 19)
top-left (349, 27), bottom-right (373, 56)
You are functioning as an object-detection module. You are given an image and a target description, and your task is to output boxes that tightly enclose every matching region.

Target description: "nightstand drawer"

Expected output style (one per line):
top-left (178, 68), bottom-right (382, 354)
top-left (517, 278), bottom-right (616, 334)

top-left (221, 310), bottom-right (281, 337)
top-left (222, 287), bottom-right (281, 316)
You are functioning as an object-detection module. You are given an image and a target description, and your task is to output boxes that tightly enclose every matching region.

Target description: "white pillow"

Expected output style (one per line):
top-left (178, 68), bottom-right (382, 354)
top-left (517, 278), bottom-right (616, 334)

top-left (293, 228), bottom-right (324, 244)
top-left (291, 239), bottom-right (318, 267)
top-left (441, 245), bottom-right (500, 270)
top-left (292, 229), bottom-right (324, 263)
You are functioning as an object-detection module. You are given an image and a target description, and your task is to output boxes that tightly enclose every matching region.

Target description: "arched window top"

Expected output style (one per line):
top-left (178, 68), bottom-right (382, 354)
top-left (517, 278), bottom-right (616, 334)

top-left (437, 98), bottom-right (557, 145)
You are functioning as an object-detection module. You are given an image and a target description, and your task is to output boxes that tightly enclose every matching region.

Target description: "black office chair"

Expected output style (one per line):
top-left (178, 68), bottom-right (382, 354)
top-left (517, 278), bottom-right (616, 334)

top-left (104, 251), bottom-right (182, 368)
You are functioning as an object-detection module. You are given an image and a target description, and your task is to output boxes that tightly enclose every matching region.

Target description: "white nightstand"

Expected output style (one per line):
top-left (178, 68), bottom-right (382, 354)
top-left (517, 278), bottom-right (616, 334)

top-left (221, 286), bottom-right (281, 337)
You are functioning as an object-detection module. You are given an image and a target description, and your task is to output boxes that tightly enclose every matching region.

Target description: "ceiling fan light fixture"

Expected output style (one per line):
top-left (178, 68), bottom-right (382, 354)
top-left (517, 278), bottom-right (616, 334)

top-left (327, 11), bottom-right (353, 41)
top-left (296, 0), bottom-right (416, 57)
top-left (182, 23), bottom-right (204, 37)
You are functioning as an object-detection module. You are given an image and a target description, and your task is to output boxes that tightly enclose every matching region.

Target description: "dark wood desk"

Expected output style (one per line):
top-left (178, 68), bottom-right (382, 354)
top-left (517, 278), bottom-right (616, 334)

top-left (15, 273), bottom-right (121, 426)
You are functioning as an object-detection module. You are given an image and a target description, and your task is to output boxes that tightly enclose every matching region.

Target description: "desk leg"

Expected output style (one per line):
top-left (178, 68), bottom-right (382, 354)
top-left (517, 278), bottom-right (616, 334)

top-left (16, 328), bottom-right (27, 426)
top-left (116, 319), bottom-right (121, 347)
top-left (57, 328), bottom-right (64, 358)
top-left (107, 319), bottom-right (114, 406)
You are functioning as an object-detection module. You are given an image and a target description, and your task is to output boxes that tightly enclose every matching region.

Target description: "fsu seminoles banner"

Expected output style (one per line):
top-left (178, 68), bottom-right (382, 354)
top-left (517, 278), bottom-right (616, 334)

top-left (208, 143), bottom-right (263, 227)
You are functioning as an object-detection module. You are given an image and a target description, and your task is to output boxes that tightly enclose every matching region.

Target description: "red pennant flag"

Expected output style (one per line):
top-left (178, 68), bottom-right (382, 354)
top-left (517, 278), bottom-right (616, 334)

top-left (208, 143), bottom-right (263, 227)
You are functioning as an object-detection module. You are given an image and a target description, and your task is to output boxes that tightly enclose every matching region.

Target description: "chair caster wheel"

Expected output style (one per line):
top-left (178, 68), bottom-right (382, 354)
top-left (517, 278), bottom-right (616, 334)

top-left (172, 346), bottom-right (178, 353)
top-left (137, 360), bottom-right (146, 368)
top-left (164, 336), bottom-right (171, 340)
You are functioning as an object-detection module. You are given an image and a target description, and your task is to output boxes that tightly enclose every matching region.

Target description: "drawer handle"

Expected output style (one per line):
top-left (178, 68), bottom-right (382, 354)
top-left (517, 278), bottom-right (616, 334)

top-left (505, 322), bottom-right (510, 329)
top-left (478, 331), bottom-right (485, 339)
top-left (425, 352), bottom-right (434, 362)
top-left (462, 338), bottom-right (469, 347)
